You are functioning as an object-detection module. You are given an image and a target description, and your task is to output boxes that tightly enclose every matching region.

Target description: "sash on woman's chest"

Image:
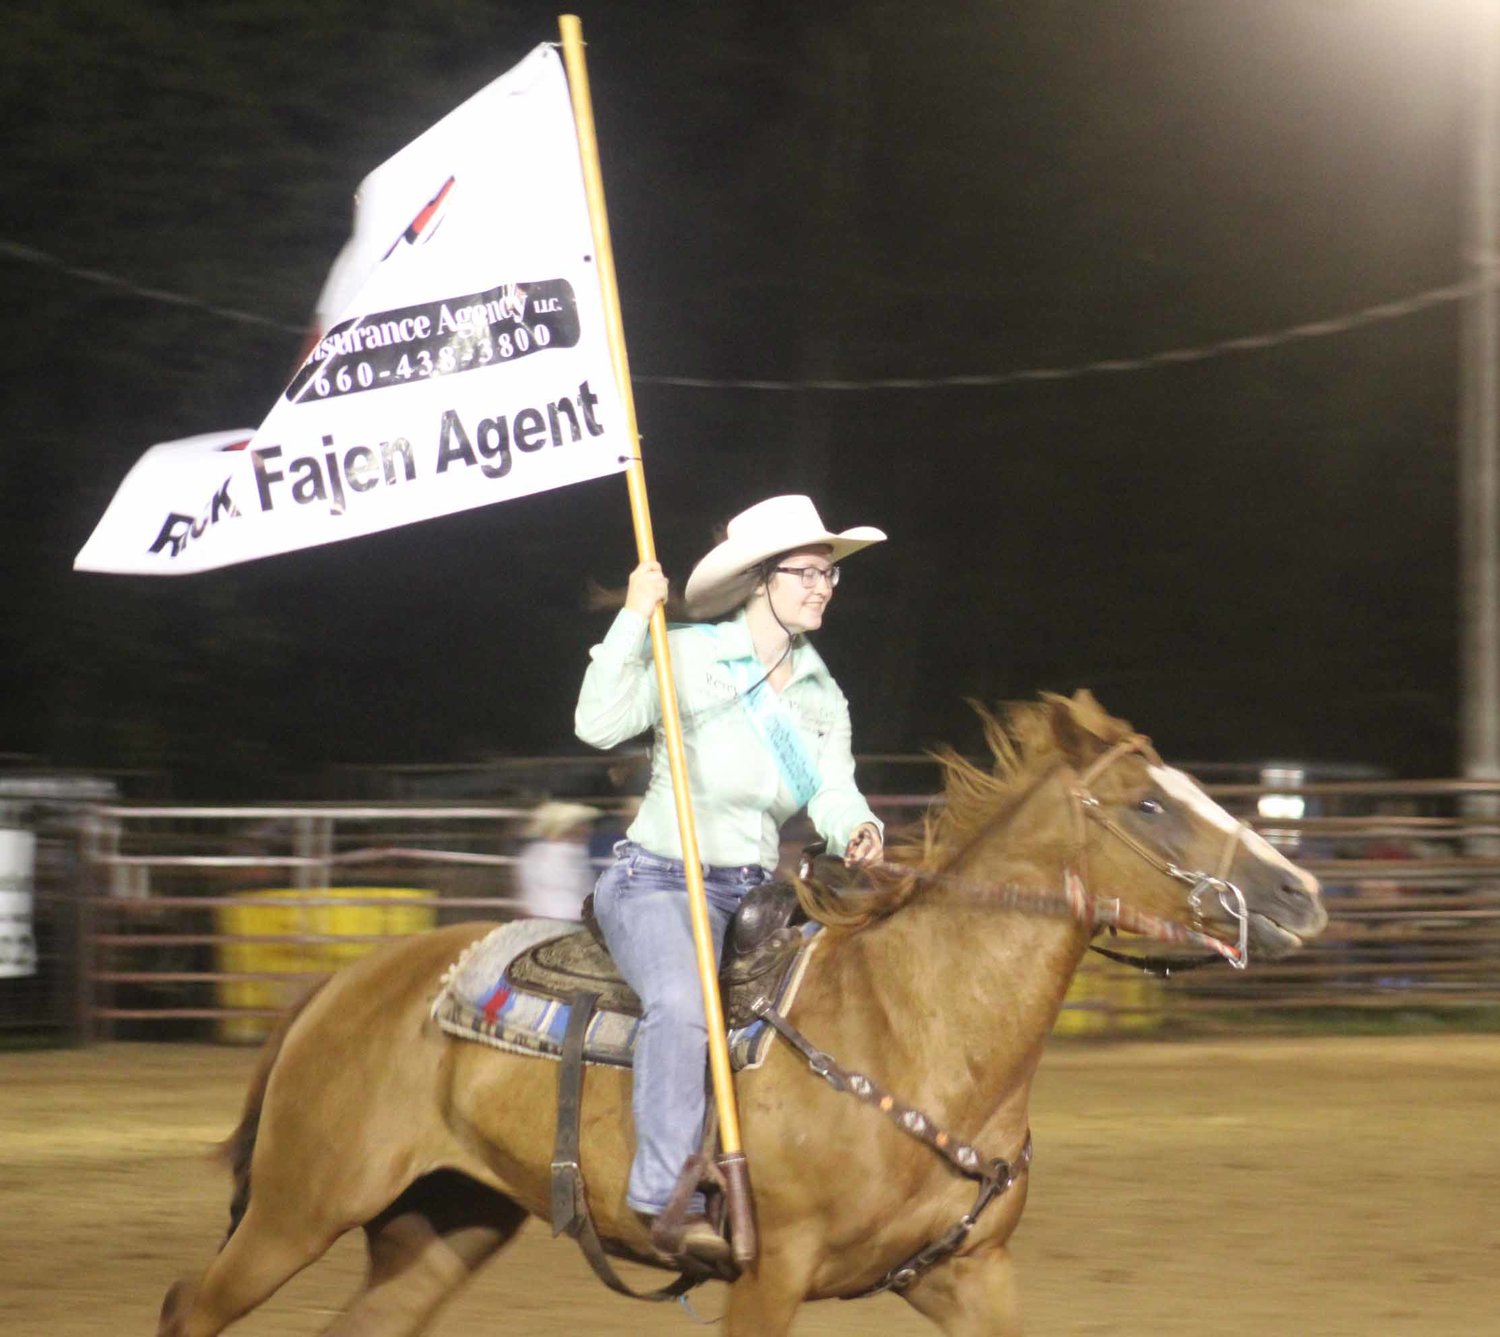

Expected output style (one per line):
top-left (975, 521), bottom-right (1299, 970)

top-left (724, 657), bottom-right (821, 809)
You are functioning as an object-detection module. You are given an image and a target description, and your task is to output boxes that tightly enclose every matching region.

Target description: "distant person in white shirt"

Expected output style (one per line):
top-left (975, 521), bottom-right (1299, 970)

top-left (516, 801), bottom-right (601, 920)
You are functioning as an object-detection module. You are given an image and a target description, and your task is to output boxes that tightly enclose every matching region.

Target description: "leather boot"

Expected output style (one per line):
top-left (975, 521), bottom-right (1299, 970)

top-left (648, 1211), bottom-right (731, 1266)
top-left (679, 1213), bottom-right (732, 1265)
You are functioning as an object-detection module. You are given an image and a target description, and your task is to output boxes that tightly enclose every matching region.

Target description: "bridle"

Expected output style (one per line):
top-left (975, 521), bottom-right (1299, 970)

top-left (1067, 733), bottom-right (1252, 972)
top-left (862, 733), bottom-right (1255, 972)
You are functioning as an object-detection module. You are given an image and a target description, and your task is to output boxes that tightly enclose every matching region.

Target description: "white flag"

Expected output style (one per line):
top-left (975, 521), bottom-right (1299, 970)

top-left (76, 45), bottom-right (629, 576)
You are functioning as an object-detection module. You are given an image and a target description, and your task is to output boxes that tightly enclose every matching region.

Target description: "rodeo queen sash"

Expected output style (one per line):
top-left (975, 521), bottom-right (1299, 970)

top-left (725, 657), bottom-right (822, 810)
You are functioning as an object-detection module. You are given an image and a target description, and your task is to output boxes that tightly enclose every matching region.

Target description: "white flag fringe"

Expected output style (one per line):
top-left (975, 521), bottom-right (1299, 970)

top-left (76, 45), bottom-right (629, 576)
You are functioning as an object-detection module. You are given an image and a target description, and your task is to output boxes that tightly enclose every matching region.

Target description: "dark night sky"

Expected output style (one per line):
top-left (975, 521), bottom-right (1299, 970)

top-left (0, 1), bottom-right (1478, 793)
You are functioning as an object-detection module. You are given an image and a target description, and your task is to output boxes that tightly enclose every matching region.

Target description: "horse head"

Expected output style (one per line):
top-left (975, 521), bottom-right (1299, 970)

top-left (1042, 689), bottom-right (1327, 963)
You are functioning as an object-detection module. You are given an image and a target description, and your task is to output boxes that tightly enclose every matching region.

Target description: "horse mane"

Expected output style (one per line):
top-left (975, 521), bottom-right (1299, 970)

top-left (795, 693), bottom-right (1130, 931)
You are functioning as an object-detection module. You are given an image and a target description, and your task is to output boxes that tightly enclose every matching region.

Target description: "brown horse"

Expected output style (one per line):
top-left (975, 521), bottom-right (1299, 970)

top-left (158, 691), bottom-right (1325, 1336)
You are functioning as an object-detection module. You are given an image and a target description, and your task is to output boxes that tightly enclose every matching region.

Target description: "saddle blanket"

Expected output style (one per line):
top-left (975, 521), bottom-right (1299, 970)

top-left (429, 917), bottom-right (821, 1071)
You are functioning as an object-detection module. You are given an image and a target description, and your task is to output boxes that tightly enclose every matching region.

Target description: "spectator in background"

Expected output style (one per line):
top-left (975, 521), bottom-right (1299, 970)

top-left (586, 755), bottom-right (648, 870)
top-left (516, 801), bottom-right (601, 921)
top-left (587, 795), bottom-right (642, 869)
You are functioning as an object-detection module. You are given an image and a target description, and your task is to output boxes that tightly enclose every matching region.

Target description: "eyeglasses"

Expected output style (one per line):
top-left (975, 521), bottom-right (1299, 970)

top-left (774, 564), bottom-right (840, 590)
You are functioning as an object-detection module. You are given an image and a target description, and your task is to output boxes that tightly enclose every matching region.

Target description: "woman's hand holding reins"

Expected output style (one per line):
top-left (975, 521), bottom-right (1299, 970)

top-left (845, 822), bottom-right (884, 868)
top-left (625, 561), bottom-right (670, 618)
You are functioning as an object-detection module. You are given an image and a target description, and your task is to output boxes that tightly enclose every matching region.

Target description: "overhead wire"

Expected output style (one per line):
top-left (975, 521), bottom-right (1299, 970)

top-left (1, 240), bottom-right (307, 334)
top-left (3, 237), bottom-right (1493, 392)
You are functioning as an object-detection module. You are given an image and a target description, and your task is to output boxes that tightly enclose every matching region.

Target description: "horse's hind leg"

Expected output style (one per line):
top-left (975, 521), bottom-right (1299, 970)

top-left (900, 1245), bottom-right (1023, 1336)
top-left (319, 1171), bottom-right (528, 1337)
top-left (158, 1200), bottom-right (337, 1337)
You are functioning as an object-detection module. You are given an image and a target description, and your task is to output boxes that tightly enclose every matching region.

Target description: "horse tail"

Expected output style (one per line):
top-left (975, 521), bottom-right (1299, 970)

top-left (219, 976), bottom-right (331, 1243)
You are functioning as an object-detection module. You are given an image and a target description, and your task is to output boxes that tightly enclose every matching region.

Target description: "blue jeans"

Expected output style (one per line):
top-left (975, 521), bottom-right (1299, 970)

top-left (592, 840), bottom-right (771, 1215)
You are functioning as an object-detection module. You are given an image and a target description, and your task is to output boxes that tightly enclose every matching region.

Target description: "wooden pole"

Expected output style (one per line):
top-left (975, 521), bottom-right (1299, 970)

top-left (1460, 1), bottom-right (1500, 859)
top-left (558, 15), bottom-right (756, 1262)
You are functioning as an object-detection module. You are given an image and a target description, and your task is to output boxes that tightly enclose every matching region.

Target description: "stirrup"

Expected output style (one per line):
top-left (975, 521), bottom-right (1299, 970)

top-left (650, 1150), bottom-right (728, 1256)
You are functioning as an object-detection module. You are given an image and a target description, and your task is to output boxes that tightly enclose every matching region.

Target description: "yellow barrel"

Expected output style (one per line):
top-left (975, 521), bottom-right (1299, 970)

top-left (215, 887), bottom-right (435, 1043)
top-left (1054, 955), bottom-right (1163, 1035)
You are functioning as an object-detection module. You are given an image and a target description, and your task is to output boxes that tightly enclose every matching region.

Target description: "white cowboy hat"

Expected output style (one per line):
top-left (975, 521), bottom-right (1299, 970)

top-left (682, 495), bottom-right (886, 619)
top-left (524, 800), bottom-right (602, 840)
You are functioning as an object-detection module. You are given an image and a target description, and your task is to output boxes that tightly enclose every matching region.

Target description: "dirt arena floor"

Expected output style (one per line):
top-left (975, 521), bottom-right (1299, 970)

top-left (2, 1035), bottom-right (1495, 1336)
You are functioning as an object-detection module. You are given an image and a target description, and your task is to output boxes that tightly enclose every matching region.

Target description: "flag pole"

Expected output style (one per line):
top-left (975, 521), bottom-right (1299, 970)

top-left (558, 15), bottom-right (756, 1264)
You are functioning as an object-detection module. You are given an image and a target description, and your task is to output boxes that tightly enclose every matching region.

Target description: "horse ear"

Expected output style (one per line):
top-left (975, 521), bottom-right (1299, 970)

top-left (1043, 689), bottom-right (1118, 767)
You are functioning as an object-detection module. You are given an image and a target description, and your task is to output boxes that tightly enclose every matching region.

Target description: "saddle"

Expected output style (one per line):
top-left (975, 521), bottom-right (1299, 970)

top-left (540, 859), bottom-right (850, 1297)
top-left (506, 879), bottom-right (809, 1028)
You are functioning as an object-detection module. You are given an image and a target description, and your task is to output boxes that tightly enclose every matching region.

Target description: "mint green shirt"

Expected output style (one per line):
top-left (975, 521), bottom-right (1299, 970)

top-left (575, 608), bottom-right (882, 870)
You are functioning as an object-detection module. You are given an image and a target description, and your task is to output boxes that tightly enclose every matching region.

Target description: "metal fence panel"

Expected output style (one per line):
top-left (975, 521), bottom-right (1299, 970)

top-left (63, 779), bottom-right (1500, 1040)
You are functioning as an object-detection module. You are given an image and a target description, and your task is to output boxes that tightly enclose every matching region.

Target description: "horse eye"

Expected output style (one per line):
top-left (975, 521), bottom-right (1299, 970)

top-left (1136, 797), bottom-right (1164, 815)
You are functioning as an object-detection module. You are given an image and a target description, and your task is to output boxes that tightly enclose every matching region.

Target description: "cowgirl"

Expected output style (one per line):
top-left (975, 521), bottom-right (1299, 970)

top-left (575, 495), bottom-right (886, 1262)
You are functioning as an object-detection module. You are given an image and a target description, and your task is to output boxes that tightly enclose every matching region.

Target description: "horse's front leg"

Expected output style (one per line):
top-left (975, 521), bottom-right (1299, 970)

top-left (723, 1244), bottom-right (817, 1337)
top-left (899, 1245), bottom-right (1022, 1337)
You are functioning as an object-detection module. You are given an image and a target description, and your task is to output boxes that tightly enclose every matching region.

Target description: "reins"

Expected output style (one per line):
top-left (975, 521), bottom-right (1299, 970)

top-left (866, 860), bottom-right (1248, 970)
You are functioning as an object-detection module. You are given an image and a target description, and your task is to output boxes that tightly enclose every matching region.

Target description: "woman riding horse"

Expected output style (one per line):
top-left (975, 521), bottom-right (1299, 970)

top-left (575, 493), bottom-right (887, 1261)
top-left (156, 690), bottom-right (1326, 1337)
